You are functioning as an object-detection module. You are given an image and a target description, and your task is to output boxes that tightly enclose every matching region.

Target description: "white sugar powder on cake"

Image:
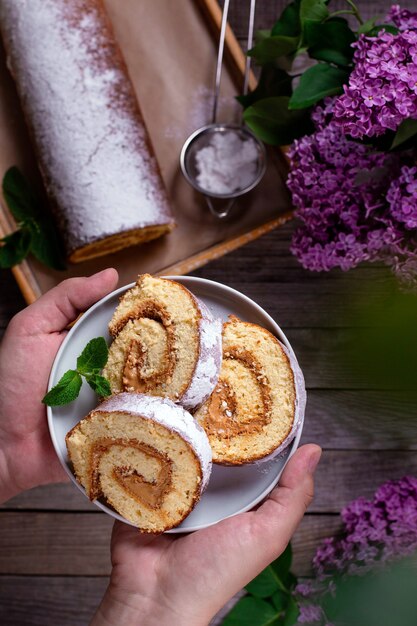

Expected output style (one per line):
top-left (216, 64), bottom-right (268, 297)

top-left (0, 0), bottom-right (174, 259)
top-left (195, 132), bottom-right (259, 195)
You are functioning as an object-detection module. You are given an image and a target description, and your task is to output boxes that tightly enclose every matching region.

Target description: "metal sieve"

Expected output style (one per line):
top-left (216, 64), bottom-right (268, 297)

top-left (180, 0), bottom-right (266, 219)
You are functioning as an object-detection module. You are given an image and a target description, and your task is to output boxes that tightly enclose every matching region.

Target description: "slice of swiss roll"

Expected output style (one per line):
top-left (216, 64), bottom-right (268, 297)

top-left (66, 393), bottom-right (212, 532)
top-left (194, 316), bottom-right (305, 465)
top-left (103, 275), bottom-right (222, 411)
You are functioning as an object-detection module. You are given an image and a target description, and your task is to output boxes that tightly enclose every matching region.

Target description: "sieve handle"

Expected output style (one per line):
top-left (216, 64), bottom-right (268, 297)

top-left (204, 195), bottom-right (236, 219)
top-left (212, 0), bottom-right (230, 124)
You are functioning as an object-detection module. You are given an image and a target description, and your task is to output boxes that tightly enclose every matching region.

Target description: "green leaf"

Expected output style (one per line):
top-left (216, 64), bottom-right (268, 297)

top-left (357, 17), bottom-right (379, 34)
top-left (271, 543), bottom-right (293, 581)
top-left (77, 337), bottom-right (109, 375)
top-left (299, 0), bottom-right (329, 23)
top-left (246, 566), bottom-right (287, 598)
top-left (238, 65), bottom-right (292, 109)
top-left (271, 590), bottom-right (288, 612)
top-left (391, 118), bottom-right (417, 150)
top-left (243, 96), bottom-right (314, 145)
top-left (272, 1), bottom-right (301, 37)
top-left (0, 229), bottom-right (31, 268)
top-left (304, 18), bottom-right (356, 67)
top-left (87, 373), bottom-right (111, 397)
top-left (284, 572), bottom-right (298, 590)
top-left (42, 370), bottom-right (82, 406)
top-left (27, 218), bottom-right (66, 270)
top-left (222, 596), bottom-right (280, 626)
top-left (289, 63), bottom-right (349, 109)
top-left (2, 166), bottom-right (40, 222)
top-left (282, 597), bottom-right (299, 626)
top-left (248, 35), bottom-right (299, 64)
top-left (367, 24), bottom-right (399, 37)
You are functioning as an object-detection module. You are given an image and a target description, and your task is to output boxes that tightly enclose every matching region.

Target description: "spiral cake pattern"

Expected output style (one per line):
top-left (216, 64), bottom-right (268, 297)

top-left (66, 393), bottom-right (212, 532)
top-left (195, 316), bottom-right (299, 465)
top-left (103, 275), bottom-right (222, 410)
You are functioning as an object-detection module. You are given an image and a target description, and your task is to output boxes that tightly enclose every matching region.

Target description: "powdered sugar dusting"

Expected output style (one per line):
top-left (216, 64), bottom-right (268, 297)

top-left (0, 0), bottom-right (173, 255)
top-left (181, 298), bottom-right (222, 411)
top-left (96, 392), bottom-right (212, 492)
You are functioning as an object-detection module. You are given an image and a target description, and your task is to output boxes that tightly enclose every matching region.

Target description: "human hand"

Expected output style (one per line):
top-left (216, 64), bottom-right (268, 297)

top-left (92, 443), bottom-right (321, 626)
top-left (0, 268), bottom-right (119, 503)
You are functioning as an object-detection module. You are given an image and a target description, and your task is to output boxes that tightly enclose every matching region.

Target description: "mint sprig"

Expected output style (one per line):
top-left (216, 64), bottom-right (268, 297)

top-left (43, 337), bottom-right (111, 406)
top-left (0, 166), bottom-right (66, 270)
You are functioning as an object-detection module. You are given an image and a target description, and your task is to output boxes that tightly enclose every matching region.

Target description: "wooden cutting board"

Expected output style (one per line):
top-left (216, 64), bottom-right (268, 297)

top-left (0, 0), bottom-right (292, 303)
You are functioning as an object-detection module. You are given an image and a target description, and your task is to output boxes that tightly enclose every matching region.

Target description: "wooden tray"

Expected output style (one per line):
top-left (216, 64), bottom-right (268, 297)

top-left (0, 0), bottom-right (292, 304)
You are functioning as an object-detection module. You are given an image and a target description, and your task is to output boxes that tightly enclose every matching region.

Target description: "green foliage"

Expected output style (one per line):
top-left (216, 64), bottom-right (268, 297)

top-left (248, 35), bottom-right (299, 64)
top-left (42, 337), bottom-right (111, 406)
top-left (238, 66), bottom-right (292, 109)
top-left (243, 96), bottom-right (314, 145)
top-left (289, 63), bottom-right (349, 109)
top-left (1, 166), bottom-right (65, 270)
top-left (238, 0), bottom-right (365, 145)
top-left (271, 1), bottom-right (301, 37)
top-left (299, 0), bottom-right (329, 24)
top-left (304, 18), bottom-right (356, 66)
top-left (77, 337), bottom-right (109, 375)
top-left (42, 370), bottom-right (83, 406)
top-left (0, 229), bottom-right (31, 268)
top-left (390, 118), bottom-right (417, 150)
top-left (223, 544), bottom-right (297, 625)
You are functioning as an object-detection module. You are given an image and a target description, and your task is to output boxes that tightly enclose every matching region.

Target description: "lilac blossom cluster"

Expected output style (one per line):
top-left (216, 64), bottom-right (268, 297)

top-left (332, 28), bottom-right (417, 139)
top-left (288, 96), bottom-right (417, 285)
top-left (295, 476), bottom-right (417, 625)
top-left (389, 4), bottom-right (417, 31)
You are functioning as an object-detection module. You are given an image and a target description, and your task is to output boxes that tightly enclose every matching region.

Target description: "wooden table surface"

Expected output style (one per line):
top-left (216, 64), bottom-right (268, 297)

top-left (1, 2), bottom-right (417, 625)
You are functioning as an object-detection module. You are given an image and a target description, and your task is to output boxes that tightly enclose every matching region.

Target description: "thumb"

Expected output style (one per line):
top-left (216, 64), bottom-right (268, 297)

top-left (248, 443), bottom-right (322, 570)
top-left (12, 268), bottom-right (119, 334)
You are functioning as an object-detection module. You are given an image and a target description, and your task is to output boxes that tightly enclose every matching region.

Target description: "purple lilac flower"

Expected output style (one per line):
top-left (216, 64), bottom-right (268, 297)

top-left (389, 5), bottom-right (417, 31)
top-left (295, 477), bottom-right (417, 624)
top-left (288, 98), bottom-right (402, 273)
top-left (386, 165), bottom-right (417, 228)
top-left (333, 27), bottom-right (417, 139)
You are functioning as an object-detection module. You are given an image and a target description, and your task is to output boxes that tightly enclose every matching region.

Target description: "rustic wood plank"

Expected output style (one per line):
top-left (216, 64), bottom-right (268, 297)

top-left (0, 511), bottom-right (339, 577)
top-left (0, 576), bottom-right (108, 626)
top-left (0, 575), bottom-right (241, 626)
top-left (3, 450), bottom-right (416, 512)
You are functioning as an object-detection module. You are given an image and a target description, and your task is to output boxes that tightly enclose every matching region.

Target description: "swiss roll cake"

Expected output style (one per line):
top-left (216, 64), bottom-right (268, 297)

top-left (195, 316), bottom-right (302, 465)
top-left (0, 0), bottom-right (175, 262)
top-left (103, 275), bottom-right (222, 410)
top-left (66, 393), bottom-right (212, 532)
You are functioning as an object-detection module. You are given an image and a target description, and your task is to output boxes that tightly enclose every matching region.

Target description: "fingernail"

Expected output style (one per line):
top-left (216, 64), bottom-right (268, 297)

top-left (308, 448), bottom-right (322, 474)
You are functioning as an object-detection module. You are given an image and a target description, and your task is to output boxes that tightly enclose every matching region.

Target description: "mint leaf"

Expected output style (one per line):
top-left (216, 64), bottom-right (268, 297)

top-left (243, 96), bottom-right (314, 145)
top-left (271, 589), bottom-right (288, 612)
top-left (87, 373), bottom-right (111, 398)
top-left (0, 229), bottom-right (31, 268)
top-left (42, 370), bottom-right (82, 406)
top-left (289, 63), bottom-right (349, 109)
top-left (2, 167), bottom-right (66, 271)
top-left (221, 596), bottom-right (279, 626)
top-left (27, 217), bottom-right (66, 270)
top-left (77, 337), bottom-right (109, 375)
top-left (2, 166), bottom-right (39, 222)
top-left (248, 35), bottom-right (299, 64)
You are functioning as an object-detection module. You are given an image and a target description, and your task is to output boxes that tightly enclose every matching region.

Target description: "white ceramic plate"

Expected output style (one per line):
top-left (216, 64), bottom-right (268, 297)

top-left (47, 276), bottom-right (305, 532)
